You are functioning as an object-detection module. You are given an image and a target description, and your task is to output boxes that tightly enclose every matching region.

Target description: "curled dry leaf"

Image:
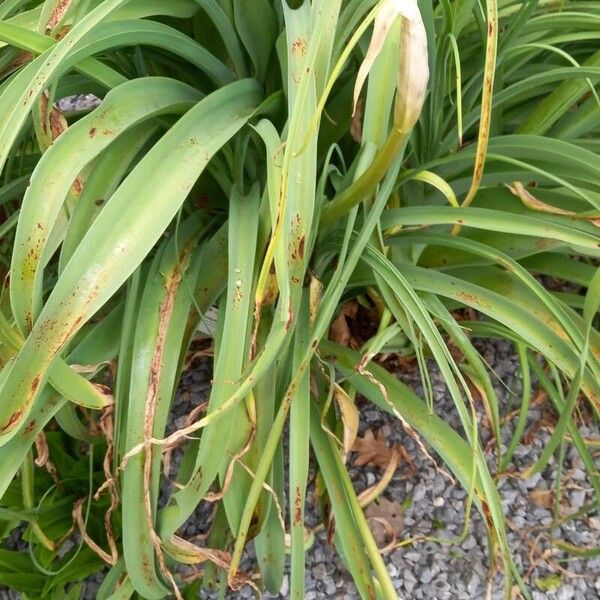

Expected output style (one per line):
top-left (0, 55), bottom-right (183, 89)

top-left (73, 497), bottom-right (117, 565)
top-left (94, 407), bottom-right (119, 565)
top-left (507, 181), bottom-right (600, 227)
top-left (393, 0), bottom-right (429, 134)
top-left (353, 0), bottom-right (430, 133)
top-left (365, 497), bottom-right (405, 547)
top-left (34, 431), bottom-right (58, 482)
top-left (507, 181), bottom-right (573, 217)
top-left (352, 427), bottom-right (398, 470)
top-left (70, 362), bottom-right (110, 375)
top-left (358, 446), bottom-right (401, 507)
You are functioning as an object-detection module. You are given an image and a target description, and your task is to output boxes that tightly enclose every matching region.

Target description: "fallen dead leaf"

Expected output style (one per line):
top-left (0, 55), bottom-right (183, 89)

top-left (352, 428), bottom-right (398, 470)
top-left (365, 497), bottom-right (405, 547)
top-left (330, 312), bottom-right (352, 347)
top-left (529, 489), bottom-right (553, 508)
top-left (329, 301), bottom-right (361, 348)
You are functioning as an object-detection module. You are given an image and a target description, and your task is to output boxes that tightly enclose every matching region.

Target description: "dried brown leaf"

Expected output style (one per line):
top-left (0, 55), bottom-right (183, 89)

top-left (352, 428), bottom-right (397, 470)
top-left (507, 181), bottom-right (600, 228)
top-left (330, 313), bottom-right (352, 347)
top-left (529, 489), bottom-right (553, 509)
top-left (507, 182), bottom-right (575, 217)
top-left (365, 497), bottom-right (405, 547)
top-left (329, 301), bottom-right (360, 348)
top-left (34, 431), bottom-right (58, 482)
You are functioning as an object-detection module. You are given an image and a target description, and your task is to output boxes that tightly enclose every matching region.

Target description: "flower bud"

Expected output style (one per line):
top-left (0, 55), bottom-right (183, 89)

top-left (393, 0), bottom-right (429, 133)
top-left (353, 0), bottom-right (429, 135)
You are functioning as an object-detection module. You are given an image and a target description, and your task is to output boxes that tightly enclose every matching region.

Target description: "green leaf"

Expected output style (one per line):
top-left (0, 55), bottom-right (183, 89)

top-left (0, 78), bottom-right (261, 444)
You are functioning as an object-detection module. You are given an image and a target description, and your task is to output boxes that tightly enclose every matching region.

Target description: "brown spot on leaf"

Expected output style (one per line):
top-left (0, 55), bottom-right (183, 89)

top-left (88, 127), bottom-right (97, 138)
top-left (46, 0), bottom-right (71, 30)
top-left (71, 177), bottom-right (83, 195)
top-left (48, 106), bottom-right (67, 141)
top-left (0, 410), bottom-right (23, 434)
top-left (0, 52), bottom-right (33, 78)
top-left (23, 420), bottom-right (36, 435)
top-left (53, 25), bottom-right (71, 41)
top-left (292, 37), bottom-right (307, 56)
top-left (298, 235), bottom-right (305, 259)
top-left (294, 486), bottom-right (303, 525)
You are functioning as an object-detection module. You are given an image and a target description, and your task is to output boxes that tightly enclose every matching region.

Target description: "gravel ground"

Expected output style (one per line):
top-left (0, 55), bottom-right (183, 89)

top-left (2, 338), bottom-right (598, 599)
top-left (154, 339), bottom-right (600, 599)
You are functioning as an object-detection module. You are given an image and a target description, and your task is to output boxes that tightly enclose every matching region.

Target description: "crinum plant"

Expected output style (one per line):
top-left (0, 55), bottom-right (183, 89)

top-left (0, 0), bottom-right (599, 598)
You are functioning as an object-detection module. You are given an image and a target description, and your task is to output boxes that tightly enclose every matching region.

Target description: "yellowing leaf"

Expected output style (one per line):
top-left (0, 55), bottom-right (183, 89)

top-left (333, 384), bottom-right (359, 454)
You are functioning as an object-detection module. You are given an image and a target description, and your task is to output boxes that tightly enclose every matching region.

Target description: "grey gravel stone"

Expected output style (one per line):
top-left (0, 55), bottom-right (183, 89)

top-left (570, 489), bottom-right (587, 507)
top-left (57, 93), bottom-right (101, 113)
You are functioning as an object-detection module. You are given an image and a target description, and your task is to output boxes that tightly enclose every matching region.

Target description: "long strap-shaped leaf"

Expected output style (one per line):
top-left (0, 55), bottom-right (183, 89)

top-left (159, 1), bottom-right (326, 539)
top-left (122, 216), bottom-right (207, 599)
top-left (0, 78), bottom-right (261, 444)
top-left (0, 19), bottom-right (234, 88)
top-left (391, 262), bottom-right (600, 405)
top-left (11, 76), bottom-right (201, 334)
top-left (0, 304), bottom-right (121, 499)
top-left (308, 397), bottom-right (384, 600)
top-left (0, 0), bottom-right (131, 174)
top-left (0, 21), bottom-right (126, 89)
top-left (459, 0), bottom-right (497, 208)
top-left (2, 0), bottom-right (200, 41)
top-left (380, 206), bottom-right (600, 254)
